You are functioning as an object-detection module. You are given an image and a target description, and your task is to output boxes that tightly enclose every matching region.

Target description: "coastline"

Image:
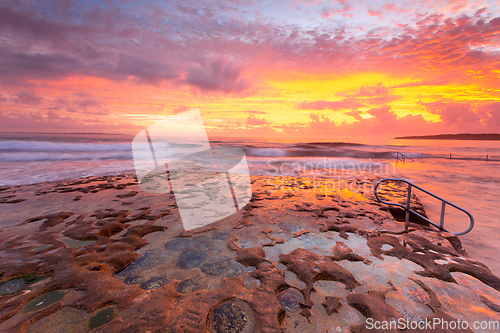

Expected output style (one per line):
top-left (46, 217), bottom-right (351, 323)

top-left (1, 174), bottom-right (500, 332)
top-left (395, 134), bottom-right (500, 141)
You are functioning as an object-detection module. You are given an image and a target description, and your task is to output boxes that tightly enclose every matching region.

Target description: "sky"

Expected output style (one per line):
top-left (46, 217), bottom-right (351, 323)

top-left (0, 0), bottom-right (499, 141)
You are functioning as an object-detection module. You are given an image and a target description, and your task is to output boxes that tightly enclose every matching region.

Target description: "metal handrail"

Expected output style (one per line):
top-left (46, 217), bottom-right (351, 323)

top-left (373, 178), bottom-right (474, 235)
top-left (392, 152), bottom-right (414, 163)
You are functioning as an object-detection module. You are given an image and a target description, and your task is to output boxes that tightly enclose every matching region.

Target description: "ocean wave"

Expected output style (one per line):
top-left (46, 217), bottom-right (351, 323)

top-left (0, 151), bottom-right (133, 162)
top-left (0, 140), bottom-right (132, 152)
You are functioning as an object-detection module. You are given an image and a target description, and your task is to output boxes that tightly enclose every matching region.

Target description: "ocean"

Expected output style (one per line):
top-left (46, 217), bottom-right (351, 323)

top-left (1, 132), bottom-right (499, 276)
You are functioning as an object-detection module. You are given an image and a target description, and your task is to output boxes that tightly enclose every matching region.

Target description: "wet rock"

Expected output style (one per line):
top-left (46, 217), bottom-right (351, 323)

top-left (209, 298), bottom-right (255, 333)
top-left (22, 212), bottom-right (74, 231)
top-left (126, 250), bottom-right (163, 270)
top-left (123, 223), bottom-right (165, 238)
top-left (176, 248), bottom-right (207, 270)
top-left (140, 275), bottom-right (169, 290)
top-left (25, 306), bottom-right (89, 333)
top-left (277, 222), bottom-right (302, 233)
top-left (22, 290), bottom-right (66, 313)
top-left (193, 235), bottom-right (213, 250)
top-left (277, 288), bottom-right (304, 313)
top-left (367, 233), bottom-right (500, 291)
top-left (292, 230), bottom-right (311, 238)
top-left (479, 295), bottom-right (500, 313)
top-left (332, 241), bottom-right (372, 264)
top-left (0, 278), bottom-right (28, 295)
top-left (402, 286), bottom-right (430, 304)
top-left (2, 174), bottom-right (499, 333)
top-left (88, 307), bottom-right (117, 330)
top-left (322, 296), bottom-right (343, 315)
top-left (164, 237), bottom-right (192, 252)
top-left (123, 275), bottom-right (141, 285)
top-left (200, 256), bottom-right (244, 277)
top-left (347, 287), bottom-right (402, 332)
top-left (227, 237), bottom-right (269, 267)
top-left (212, 230), bottom-right (230, 240)
top-left (388, 206), bottom-right (429, 226)
top-left (115, 191), bottom-right (138, 198)
top-left (279, 248), bottom-right (360, 307)
top-left (175, 277), bottom-right (202, 294)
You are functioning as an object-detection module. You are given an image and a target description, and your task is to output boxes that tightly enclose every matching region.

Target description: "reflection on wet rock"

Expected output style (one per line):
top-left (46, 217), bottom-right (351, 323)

top-left (22, 290), bottom-right (66, 313)
top-left (0, 278), bottom-right (28, 295)
top-left (140, 275), bottom-right (169, 290)
top-left (200, 256), bottom-right (244, 277)
top-left (209, 299), bottom-right (256, 333)
top-left (192, 235), bottom-right (213, 250)
top-left (211, 230), bottom-right (230, 240)
top-left (176, 248), bottom-right (207, 269)
top-left (123, 275), bottom-right (141, 285)
top-left (277, 288), bottom-right (305, 313)
top-left (402, 286), bottom-right (431, 303)
top-left (175, 277), bottom-right (203, 294)
top-left (164, 237), bottom-right (192, 251)
top-left (88, 307), bottom-right (118, 330)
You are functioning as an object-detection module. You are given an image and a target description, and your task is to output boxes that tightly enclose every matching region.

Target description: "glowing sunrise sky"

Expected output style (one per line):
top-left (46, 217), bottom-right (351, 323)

top-left (0, 0), bottom-right (500, 140)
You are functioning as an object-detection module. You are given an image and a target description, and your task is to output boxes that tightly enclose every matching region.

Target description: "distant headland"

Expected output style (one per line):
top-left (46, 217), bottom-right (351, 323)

top-left (395, 133), bottom-right (500, 140)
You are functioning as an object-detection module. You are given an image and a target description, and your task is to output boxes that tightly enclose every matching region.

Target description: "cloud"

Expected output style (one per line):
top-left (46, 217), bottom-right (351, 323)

top-left (49, 95), bottom-right (109, 115)
top-left (246, 115), bottom-right (268, 126)
top-left (0, 111), bottom-right (139, 133)
top-left (170, 105), bottom-right (192, 114)
top-left (299, 99), bottom-right (365, 110)
top-left (345, 110), bottom-right (363, 121)
top-left (366, 105), bottom-right (396, 123)
top-left (309, 113), bottom-right (336, 130)
top-left (110, 55), bottom-right (178, 84)
top-left (476, 101), bottom-right (500, 125)
top-left (246, 110), bottom-right (267, 115)
top-left (0, 49), bottom-right (179, 84)
top-left (185, 58), bottom-right (251, 93)
top-left (0, 5), bottom-right (89, 42)
top-left (321, 3), bottom-right (353, 18)
top-left (368, 9), bottom-right (383, 17)
top-left (422, 101), bottom-right (479, 127)
top-left (0, 50), bottom-right (81, 80)
top-left (300, 83), bottom-right (401, 113)
top-left (12, 91), bottom-right (43, 105)
top-left (354, 83), bottom-right (390, 97)
top-left (341, 83), bottom-right (401, 105)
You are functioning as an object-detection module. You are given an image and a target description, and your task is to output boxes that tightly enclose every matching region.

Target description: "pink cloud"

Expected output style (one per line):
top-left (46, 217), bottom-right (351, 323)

top-left (309, 113), bottom-right (336, 130)
top-left (422, 101), bottom-right (480, 127)
top-left (0, 111), bottom-right (139, 133)
top-left (299, 99), bottom-right (365, 110)
top-left (368, 9), bottom-right (383, 17)
top-left (354, 83), bottom-right (390, 97)
top-left (12, 91), bottom-right (43, 105)
top-left (246, 115), bottom-right (268, 126)
top-left (185, 58), bottom-right (251, 94)
top-left (476, 101), bottom-right (500, 125)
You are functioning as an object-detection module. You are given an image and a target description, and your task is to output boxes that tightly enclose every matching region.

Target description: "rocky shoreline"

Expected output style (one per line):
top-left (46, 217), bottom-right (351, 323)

top-left (0, 174), bottom-right (499, 332)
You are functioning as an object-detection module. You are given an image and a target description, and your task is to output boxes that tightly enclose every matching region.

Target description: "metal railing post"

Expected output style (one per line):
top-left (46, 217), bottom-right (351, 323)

top-left (405, 183), bottom-right (411, 232)
top-left (439, 201), bottom-right (446, 230)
